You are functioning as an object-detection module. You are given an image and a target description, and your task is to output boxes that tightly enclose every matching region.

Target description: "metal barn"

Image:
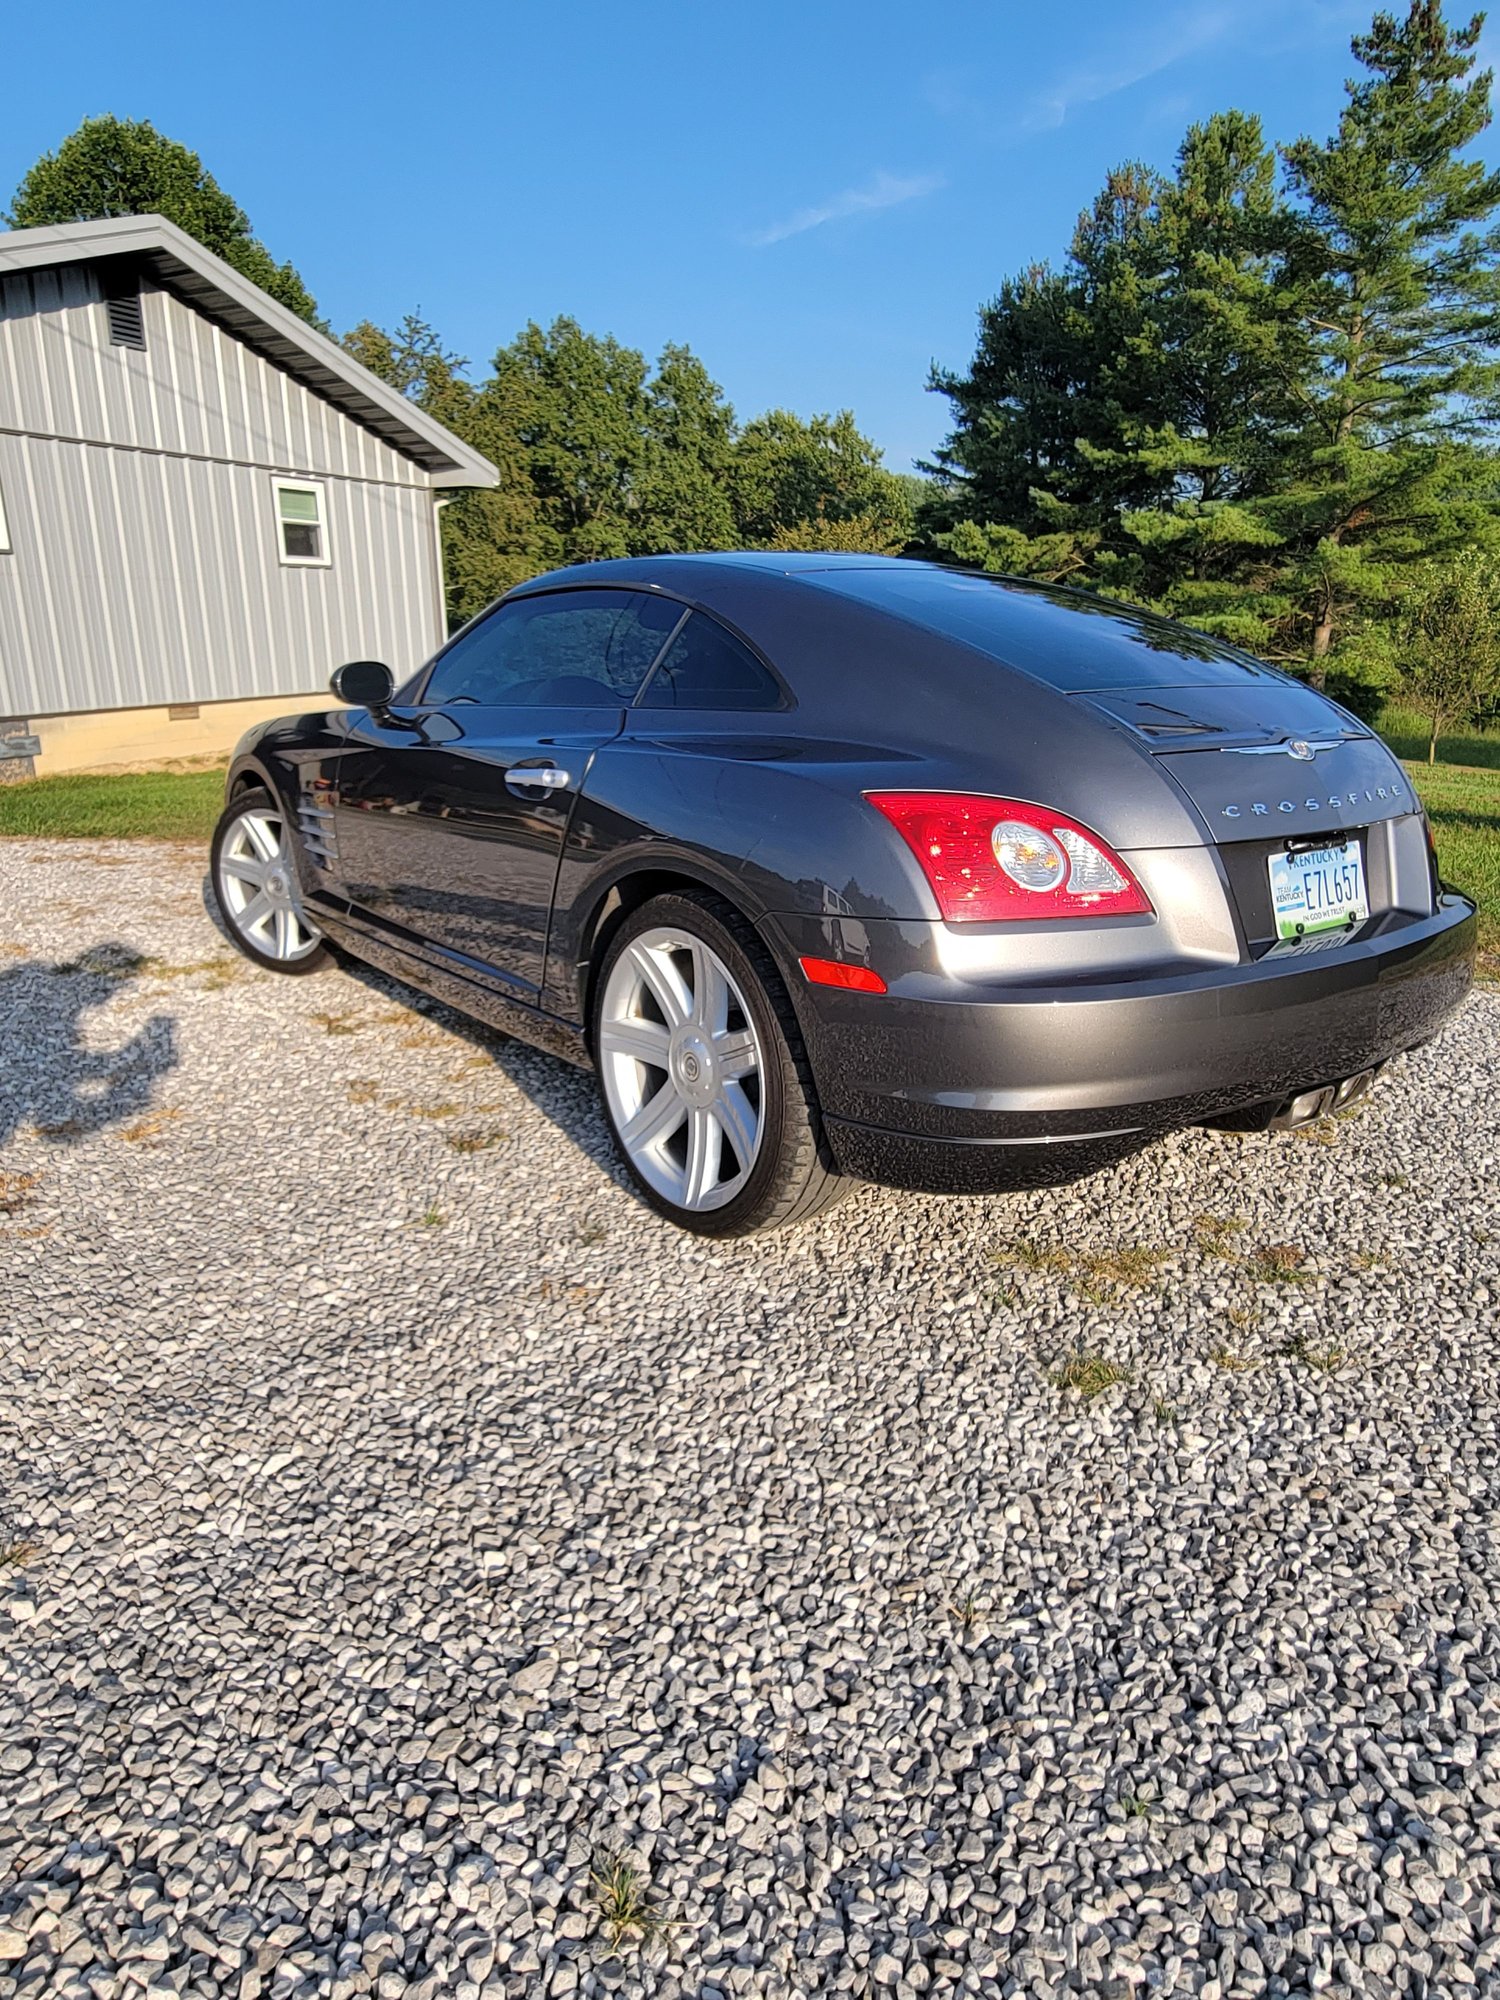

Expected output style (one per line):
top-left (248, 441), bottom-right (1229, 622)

top-left (0, 214), bottom-right (497, 779)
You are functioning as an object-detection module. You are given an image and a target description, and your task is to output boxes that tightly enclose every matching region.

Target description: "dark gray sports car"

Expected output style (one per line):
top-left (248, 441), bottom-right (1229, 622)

top-left (211, 554), bottom-right (1475, 1234)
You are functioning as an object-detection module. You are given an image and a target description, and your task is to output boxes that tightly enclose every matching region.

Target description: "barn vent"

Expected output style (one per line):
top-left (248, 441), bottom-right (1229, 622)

top-left (103, 281), bottom-right (146, 351)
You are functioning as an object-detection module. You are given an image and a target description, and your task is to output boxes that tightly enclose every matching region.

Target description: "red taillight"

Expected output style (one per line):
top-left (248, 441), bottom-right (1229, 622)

top-left (866, 792), bottom-right (1152, 923)
top-left (799, 955), bottom-right (887, 994)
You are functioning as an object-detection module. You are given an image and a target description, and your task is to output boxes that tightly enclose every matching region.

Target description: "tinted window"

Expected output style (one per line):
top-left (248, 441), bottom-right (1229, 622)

top-left (638, 612), bottom-right (782, 710)
top-left (805, 566), bottom-right (1281, 692)
top-left (423, 589), bottom-right (681, 706)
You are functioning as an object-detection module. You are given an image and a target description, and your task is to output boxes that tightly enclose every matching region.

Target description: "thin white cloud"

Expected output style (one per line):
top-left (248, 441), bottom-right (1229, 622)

top-left (746, 169), bottom-right (944, 248)
top-left (1026, 5), bottom-right (1237, 131)
top-left (923, 67), bottom-right (983, 122)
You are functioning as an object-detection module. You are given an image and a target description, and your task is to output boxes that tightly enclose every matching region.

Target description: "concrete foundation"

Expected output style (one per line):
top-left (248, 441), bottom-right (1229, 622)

top-left (3, 691), bottom-right (330, 779)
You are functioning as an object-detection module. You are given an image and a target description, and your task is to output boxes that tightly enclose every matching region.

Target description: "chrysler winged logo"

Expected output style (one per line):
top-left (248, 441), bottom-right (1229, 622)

top-left (1224, 736), bottom-right (1342, 760)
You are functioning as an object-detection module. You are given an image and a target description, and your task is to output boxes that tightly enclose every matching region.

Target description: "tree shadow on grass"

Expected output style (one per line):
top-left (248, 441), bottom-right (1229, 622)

top-left (0, 945), bottom-right (178, 1150)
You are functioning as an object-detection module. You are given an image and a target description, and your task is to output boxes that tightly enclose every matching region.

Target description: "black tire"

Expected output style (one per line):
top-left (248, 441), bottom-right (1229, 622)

top-left (210, 786), bottom-right (334, 976)
top-left (591, 890), bottom-right (849, 1236)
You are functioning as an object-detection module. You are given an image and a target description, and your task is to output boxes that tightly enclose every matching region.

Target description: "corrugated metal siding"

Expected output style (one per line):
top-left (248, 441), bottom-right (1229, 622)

top-left (0, 430), bottom-right (442, 716)
top-left (0, 267), bottom-right (446, 716)
top-left (0, 269), bottom-right (422, 486)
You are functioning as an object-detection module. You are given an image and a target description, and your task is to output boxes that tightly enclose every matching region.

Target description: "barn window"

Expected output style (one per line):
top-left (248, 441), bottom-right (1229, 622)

top-left (272, 478), bottom-right (330, 568)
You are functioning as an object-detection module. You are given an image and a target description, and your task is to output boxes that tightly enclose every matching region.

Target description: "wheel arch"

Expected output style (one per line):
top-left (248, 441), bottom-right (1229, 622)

top-left (226, 756), bottom-right (279, 803)
top-left (568, 859), bottom-right (775, 1031)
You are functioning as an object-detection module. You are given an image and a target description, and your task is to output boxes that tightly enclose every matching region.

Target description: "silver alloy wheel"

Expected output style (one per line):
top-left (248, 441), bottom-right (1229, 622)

top-left (216, 806), bottom-right (323, 962)
top-left (597, 925), bottom-right (765, 1212)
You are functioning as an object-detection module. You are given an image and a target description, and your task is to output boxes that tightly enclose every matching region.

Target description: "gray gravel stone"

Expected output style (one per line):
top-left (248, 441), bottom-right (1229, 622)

top-left (2, 838), bottom-right (1499, 1999)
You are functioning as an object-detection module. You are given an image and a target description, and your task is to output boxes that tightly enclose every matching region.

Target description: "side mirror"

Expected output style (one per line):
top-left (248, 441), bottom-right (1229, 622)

top-left (330, 660), bottom-right (395, 709)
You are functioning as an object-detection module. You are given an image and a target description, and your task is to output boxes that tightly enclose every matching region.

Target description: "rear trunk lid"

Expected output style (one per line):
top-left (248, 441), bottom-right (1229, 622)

top-left (1080, 684), bottom-right (1419, 842)
top-left (1080, 685), bottom-right (1428, 956)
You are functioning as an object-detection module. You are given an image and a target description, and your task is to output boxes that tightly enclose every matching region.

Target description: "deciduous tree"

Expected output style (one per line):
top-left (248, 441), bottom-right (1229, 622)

top-left (637, 345), bottom-right (738, 552)
top-left (343, 312), bottom-right (911, 624)
top-left (1395, 549), bottom-right (1500, 757)
top-left (731, 409), bottom-right (913, 548)
top-left (8, 117), bottom-right (320, 323)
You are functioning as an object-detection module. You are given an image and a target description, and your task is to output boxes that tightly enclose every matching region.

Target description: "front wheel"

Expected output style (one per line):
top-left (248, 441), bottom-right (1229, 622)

top-left (211, 787), bottom-right (332, 975)
top-left (592, 891), bottom-right (848, 1236)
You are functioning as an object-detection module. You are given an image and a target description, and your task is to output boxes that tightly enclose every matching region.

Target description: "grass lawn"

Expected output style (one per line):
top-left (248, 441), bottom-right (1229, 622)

top-left (1404, 759), bottom-right (1500, 978)
top-left (0, 737), bottom-right (1494, 975)
top-left (1378, 704), bottom-right (1500, 771)
top-left (0, 766), bottom-right (225, 841)
top-left (1376, 707), bottom-right (1500, 977)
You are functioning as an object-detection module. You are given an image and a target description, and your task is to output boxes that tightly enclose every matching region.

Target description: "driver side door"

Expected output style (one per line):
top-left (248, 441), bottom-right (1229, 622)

top-left (333, 587), bottom-right (683, 1004)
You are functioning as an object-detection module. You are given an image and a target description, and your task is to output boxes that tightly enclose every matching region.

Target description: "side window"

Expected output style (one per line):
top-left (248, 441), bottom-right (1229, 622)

top-left (423, 589), bottom-right (681, 706)
top-left (273, 478), bottom-right (329, 567)
top-left (637, 612), bottom-right (782, 710)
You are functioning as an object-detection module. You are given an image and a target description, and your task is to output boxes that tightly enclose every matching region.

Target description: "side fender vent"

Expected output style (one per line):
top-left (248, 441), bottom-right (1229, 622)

top-left (296, 789), bottom-right (339, 873)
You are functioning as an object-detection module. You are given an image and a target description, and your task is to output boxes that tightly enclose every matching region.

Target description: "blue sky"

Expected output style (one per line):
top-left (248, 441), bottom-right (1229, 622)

top-left (5, 0), bottom-right (1489, 472)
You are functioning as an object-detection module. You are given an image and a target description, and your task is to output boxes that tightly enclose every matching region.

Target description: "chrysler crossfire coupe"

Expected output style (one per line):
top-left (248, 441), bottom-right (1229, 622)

top-left (211, 554), bottom-right (1475, 1234)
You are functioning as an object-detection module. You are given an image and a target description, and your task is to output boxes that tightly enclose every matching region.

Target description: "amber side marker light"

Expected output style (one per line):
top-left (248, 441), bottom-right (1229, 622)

top-left (799, 955), bottom-right (888, 995)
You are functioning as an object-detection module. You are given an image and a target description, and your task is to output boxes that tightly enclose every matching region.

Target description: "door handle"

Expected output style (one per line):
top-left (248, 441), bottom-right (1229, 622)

top-left (505, 763), bottom-right (573, 797)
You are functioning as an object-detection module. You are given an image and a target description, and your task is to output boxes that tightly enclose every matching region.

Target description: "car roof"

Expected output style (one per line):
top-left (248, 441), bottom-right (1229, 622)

top-left (507, 551), bottom-right (921, 591)
top-left (504, 553), bottom-right (1282, 696)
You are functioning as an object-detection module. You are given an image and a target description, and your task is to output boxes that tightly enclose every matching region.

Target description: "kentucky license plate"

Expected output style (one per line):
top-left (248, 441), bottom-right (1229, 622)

top-left (1267, 839), bottom-right (1368, 941)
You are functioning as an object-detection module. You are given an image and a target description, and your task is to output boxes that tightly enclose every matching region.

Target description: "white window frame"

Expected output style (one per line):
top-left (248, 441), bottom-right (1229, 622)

top-left (271, 476), bottom-right (331, 568)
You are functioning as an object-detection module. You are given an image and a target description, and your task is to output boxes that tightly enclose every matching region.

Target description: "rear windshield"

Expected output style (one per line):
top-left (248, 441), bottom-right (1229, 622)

top-left (803, 566), bottom-right (1281, 692)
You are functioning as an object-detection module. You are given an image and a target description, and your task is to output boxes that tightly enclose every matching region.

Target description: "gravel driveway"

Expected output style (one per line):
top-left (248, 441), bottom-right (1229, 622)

top-left (2, 837), bottom-right (1498, 2000)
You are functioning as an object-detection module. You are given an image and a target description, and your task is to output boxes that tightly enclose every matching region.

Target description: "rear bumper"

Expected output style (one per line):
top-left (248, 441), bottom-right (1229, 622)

top-left (768, 895), bottom-right (1476, 1192)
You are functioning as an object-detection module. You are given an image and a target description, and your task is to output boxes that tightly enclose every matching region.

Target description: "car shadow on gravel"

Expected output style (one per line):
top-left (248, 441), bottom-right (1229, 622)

top-left (336, 952), bottom-right (626, 1165)
top-left (201, 870), bottom-right (632, 1187)
top-left (0, 948), bottom-right (178, 1149)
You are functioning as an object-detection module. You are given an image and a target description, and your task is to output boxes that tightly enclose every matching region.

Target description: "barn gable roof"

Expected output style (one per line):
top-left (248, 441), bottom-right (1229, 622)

top-left (0, 213), bottom-right (498, 490)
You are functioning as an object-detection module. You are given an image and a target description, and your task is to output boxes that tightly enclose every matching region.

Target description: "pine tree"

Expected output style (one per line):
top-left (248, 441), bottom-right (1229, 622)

top-left (919, 133), bottom-right (1298, 598)
top-left (1268, 2), bottom-right (1500, 681)
top-left (1111, 114), bottom-right (1306, 640)
top-left (920, 168), bottom-right (1167, 564)
top-left (922, 2), bottom-right (1500, 708)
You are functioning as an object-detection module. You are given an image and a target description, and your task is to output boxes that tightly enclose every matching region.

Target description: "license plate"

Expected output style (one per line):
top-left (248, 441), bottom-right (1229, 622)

top-left (1267, 839), bottom-right (1368, 941)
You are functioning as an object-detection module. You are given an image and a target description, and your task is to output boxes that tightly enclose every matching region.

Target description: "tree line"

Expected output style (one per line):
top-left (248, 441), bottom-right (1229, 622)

top-left (917, 0), bottom-right (1500, 730)
top-left (5, 117), bottom-right (919, 631)
top-left (7, 6), bottom-right (1500, 744)
top-left (340, 315), bottom-right (922, 623)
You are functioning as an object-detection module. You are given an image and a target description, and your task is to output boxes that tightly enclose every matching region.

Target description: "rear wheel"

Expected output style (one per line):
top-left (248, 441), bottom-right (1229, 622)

top-left (592, 892), bottom-right (847, 1235)
top-left (211, 787), bottom-right (332, 975)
